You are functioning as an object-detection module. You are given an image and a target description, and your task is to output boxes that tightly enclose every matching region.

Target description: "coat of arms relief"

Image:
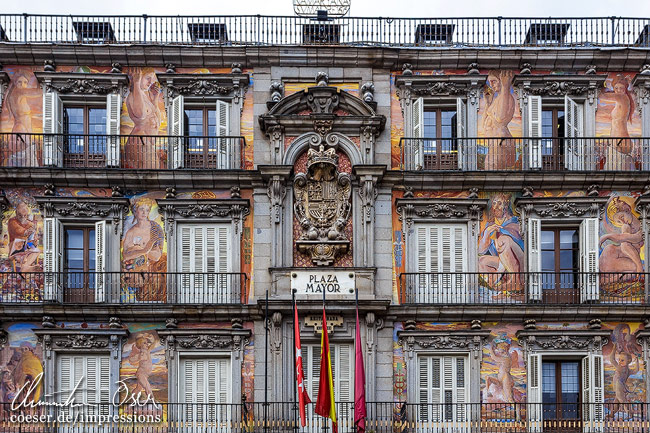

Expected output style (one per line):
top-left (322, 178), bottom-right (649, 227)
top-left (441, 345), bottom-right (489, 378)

top-left (294, 134), bottom-right (351, 266)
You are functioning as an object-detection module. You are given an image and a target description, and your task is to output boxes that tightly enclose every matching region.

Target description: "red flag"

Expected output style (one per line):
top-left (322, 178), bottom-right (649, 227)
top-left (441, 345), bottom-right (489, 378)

top-left (314, 308), bottom-right (337, 433)
top-left (294, 302), bottom-right (311, 427)
top-left (354, 307), bottom-right (367, 433)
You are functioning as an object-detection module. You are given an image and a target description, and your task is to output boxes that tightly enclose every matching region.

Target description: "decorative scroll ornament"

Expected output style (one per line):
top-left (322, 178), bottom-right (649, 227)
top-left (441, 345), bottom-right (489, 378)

top-left (46, 79), bottom-right (122, 95)
top-left (54, 334), bottom-right (109, 349)
top-left (167, 80), bottom-right (234, 97)
top-left (294, 134), bottom-right (352, 265)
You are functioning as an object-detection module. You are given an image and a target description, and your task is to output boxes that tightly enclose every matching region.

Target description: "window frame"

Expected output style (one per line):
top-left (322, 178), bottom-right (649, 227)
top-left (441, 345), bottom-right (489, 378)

top-left (63, 225), bottom-right (97, 302)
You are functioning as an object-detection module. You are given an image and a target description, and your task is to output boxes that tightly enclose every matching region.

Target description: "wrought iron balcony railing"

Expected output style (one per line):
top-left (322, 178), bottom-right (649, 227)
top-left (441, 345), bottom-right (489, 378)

top-left (0, 271), bottom-right (247, 304)
top-left (1, 402), bottom-right (649, 432)
top-left (0, 133), bottom-right (246, 170)
top-left (0, 15), bottom-right (649, 48)
top-left (399, 272), bottom-right (647, 305)
top-left (400, 137), bottom-right (650, 171)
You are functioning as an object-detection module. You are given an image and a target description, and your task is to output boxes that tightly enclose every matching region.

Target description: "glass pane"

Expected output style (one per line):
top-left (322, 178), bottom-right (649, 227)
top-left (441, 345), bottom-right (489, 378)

top-left (561, 362), bottom-right (580, 419)
top-left (541, 111), bottom-right (554, 137)
top-left (65, 107), bottom-right (84, 135)
top-left (541, 251), bottom-right (555, 271)
top-left (559, 250), bottom-right (575, 270)
top-left (542, 362), bottom-right (556, 398)
top-left (184, 109), bottom-right (204, 137)
top-left (66, 229), bottom-right (84, 249)
top-left (557, 111), bottom-right (565, 138)
top-left (423, 110), bottom-right (436, 137)
top-left (560, 230), bottom-right (578, 249)
top-left (541, 231), bottom-right (554, 249)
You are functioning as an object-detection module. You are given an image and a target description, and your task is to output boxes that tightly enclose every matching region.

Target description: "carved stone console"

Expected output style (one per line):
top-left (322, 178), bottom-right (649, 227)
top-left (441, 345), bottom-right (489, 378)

top-left (156, 72), bottom-right (249, 105)
top-left (156, 198), bottom-right (250, 236)
top-left (36, 196), bottom-right (130, 235)
top-left (35, 71), bottom-right (129, 96)
top-left (260, 165), bottom-right (293, 267)
top-left (516, 329), bottom-right (609, 354)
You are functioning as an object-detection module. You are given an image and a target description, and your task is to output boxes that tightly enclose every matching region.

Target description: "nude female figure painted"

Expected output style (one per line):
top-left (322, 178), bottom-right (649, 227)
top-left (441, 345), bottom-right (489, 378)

top-left (599, 197), bottom-right (643, 275)
top-left (599, 75), bottom-right (638, 170)
top-left (3, 71), bottom-right (42, 166)
top-left (607, 324), bottom-right (642, 418)
top-left (125, 68), bottom-right (163, 169)
top-left (483, 70), bottom-right (517, 170)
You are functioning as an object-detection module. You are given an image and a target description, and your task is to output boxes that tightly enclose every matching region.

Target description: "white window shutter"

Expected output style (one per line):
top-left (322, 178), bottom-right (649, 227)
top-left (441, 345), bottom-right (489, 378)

top-left (58, 355), bottom-right (72, 403)
top-left (337, 344), bottom-right (352, 424)
top-left (105, 93), bottom-right (121, 167)
top-left (527, 218), bottom-right (542, 301)
top-left (94, 220), bottom-right (107, 303)
top-left (170, 95), bottom-right (185, 169)
top-left (58, 355), bottom-right (109, 405)
top-left (418, 356), bottom-right (431, 422)
top-left (178, 225), bottom-right (192, 302)
top-left (43, 217), bottom-right (62, 301)
top-left (580, 218), bottom-right (599, 302)
top-left (216, 100), bottom-right (231, 169)
top-left (416, 226), bottom-right (429, 302)
top-left (218, 225), bottom-right (231, 302)
top-left (456, 98), bottom-right (466, 170)
top-left (565, 95), bottom-right (585, 170)
top-left (582, 355), bottom-right (604, 433)
top-left (527, 353), bottom-right (542, 433)
top-left (412, 97), bottom-right (424, 169)
top-left (43, 91), bottom-right (63, 167)
top-left (527, 95), bottom-right (542, 169)
top-left (454, 357), bottom-right (467, 424)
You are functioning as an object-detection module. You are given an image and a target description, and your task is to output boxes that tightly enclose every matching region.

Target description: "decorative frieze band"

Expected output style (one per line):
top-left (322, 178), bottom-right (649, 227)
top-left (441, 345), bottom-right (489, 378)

top-left (396, 198), bottom-right (489, 227)
top-left (395, 74), bottom-right (487, 105)
top-left (156, 198), bottom-right (250, 235)
top-left (398, 330), bottom-right (491, 359)
top-left (158, 329), bottom-right (251, 359)
top-left (35, 196), bottom-right (131, 235)
top-left (34, 329), bottom-right (129, 360)
top-left (516, 330), bottom-right (610, 353)
top-left (513, 74), bottom-right (607, 104)
top-left (515, 196), bottom-right (607, 220)
top-left (156, 73), bottom-right (250, 103)
top-left (35, 72), bottom-right (129, 96)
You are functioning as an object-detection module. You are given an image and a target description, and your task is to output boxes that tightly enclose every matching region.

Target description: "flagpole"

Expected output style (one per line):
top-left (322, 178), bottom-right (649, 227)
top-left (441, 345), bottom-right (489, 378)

top-left (292, 288), bottom-right (299, 433)
top-left (264, 288), bottom-right (269, 433)
top-left (354, 287), bottom-right (358, 433)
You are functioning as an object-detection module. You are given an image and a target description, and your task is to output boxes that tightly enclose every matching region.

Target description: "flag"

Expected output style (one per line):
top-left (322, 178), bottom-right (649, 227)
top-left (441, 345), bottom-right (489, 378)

top-left (294, 302), bottom-right (311, 426)
top-left (354, 307), bottom-right (367, 433)
top-left (314, 308), bottom-right (337, 433)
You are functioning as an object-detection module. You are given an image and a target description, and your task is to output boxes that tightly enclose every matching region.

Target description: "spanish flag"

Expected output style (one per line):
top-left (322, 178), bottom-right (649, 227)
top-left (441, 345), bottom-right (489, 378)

top-left (314, 308), bottom-right (337, 433)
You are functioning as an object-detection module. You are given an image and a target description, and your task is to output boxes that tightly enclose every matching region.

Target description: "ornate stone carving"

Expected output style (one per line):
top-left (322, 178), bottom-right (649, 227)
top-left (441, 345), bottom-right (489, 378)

top-left (36, 196), bottom-right (130, 235)
top-left (358, 176), bottom-right (378, 223)
top-left (42, 316), bottom-right (56, 328)
top-left (157, 73), bottom-right (249, 104)
top-left (396, 198), bottom-right (488, 227)
top-left (169, 80), bottom-right (233, 97)
top-left (54, 335), bottom-right (109, 349)
top-left (108, 317), bottom-right (123, 329)
top-left (398, 330), bottom-right (490, 359)
top-left (110, 63), bottom-right (123, 73)
top-left (402, 63), bottom-right (413, 76)
top-left (467, 63), bottom-right (480, 75)
top-left (267, 176), bottom-right (287, 224)
top-left (231, 63), bottom-right (243, 74)
top-left (361, 82), bottom-right (375, 103)
top-left (517, 330), bottom-right (609, 353)
top-left (307, 91), bottom-right (339, 114)
top-left (294, 134), bottom-right (352, 265)
top-left (48, 79), bottom-right (121, 94)
top-left (514, 74), bottom-right (606, 105)
top-left (156, 198), bottom-right (250, 235)
top-left (315, 72), bottom-right (329, 87)
top-left (515, 196), bottom-right (606, 220)
top-left (519, 63), bottom-right (532, 75)
top-left (177, 335), bottom-right (235, 349)
top-left (43, 60), bottom-right (56, 72)
top-left (396, 74), bottom-right (486, 105)
top-left (269, 81), bottom-right (284, 104)
top-left (165, 318), bottom-right (178, 329)
top-left (314, 119), bottom-right (334, 136)
top-left (159, 329), bottom-right (251, 356)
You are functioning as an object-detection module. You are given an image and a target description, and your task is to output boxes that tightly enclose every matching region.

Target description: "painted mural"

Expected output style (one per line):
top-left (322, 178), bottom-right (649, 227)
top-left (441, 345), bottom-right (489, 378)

top-left (478, 193), bottom-right (525, 301)
top-left (596, 73), bottom-right (642, 171)
top-left (120, 324), bottom-right (167, 405)
top-left (0, 65), bottom-right (255, 170)
top-left (603, 323), bottom-right (645, 420)
top-left (121, 192), bottom-right (167, 302)
top-left (0, 323), bottom-right (43, 410)
top-left (481, 323), bottom-right (526, 412)
top-left (478, 71), bottom-right (522, 170)
top-left (0, 189), bottom-right (44, 302)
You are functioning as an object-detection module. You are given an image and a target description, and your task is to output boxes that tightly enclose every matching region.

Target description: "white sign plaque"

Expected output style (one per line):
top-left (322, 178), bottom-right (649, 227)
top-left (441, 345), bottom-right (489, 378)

top-left (291, 271), bottom-right (355, 298)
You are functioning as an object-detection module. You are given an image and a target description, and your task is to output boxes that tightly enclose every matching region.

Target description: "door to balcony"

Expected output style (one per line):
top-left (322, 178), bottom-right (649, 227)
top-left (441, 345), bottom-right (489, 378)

top-left (541, 228), bottom-right (579, 304)
top-left (63, 106), bottom-right (107, 168)
top-left (64, 227), bottom-right (96, 303)
top-left (542, 360), bottom-right (581, 431)
top-left (422, 109), bottom-right (458, 170)
top-left (541, 108), bottom-right (565, 171)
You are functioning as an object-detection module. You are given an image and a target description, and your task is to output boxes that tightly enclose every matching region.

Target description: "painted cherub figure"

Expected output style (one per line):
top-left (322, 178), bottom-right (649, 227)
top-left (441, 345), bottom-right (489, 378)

top-left (485, 334), bottom-right (522, 418)
top-left (608, 324), bottom-right (641, 418)
top-left (128, 332), bottom-right (155, 399)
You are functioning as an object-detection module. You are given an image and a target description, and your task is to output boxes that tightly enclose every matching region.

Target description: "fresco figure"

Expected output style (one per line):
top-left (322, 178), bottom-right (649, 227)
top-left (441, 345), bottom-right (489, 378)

top-left (599, 75), bottom-right (637, 170)
top-left (478, 193), bottom-right (524, 289)
top-left (600, 197), bottom-right (643, 275)
top-left (607, 324), bottom-right (642, 418)
top-left (122, 198), bottom-right (165, 301)
top-left (128, 332), bottom-right (155, 398)
top-left (11, 346), bottom-right (43, 403)
top-left (483, 71), bottom-right (516, 170)
top-left (7, 202), bottom-right (40, 272)
top-left (485, 334), bottom-right (522, 411)
top-left (125, 68), bottom-right (163, 169)
top-left (3, 71), bottom-right (42, 166)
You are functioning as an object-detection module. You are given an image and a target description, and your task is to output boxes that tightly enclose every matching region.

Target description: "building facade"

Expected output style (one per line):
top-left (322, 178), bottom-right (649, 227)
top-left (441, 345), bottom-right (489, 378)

top-left (1, 14), bottom-right (650, 432)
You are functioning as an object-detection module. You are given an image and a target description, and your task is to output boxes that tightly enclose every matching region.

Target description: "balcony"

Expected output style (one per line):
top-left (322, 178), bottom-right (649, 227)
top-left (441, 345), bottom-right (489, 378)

top-left (400, 137), bottom-right (650, 171)
top-left (399, 272), bottom-right (647, 305)
top-left (0, 15), bottom-right (649, 48)
top-left (0, 272), bottom-right (247, 304)
top-left (1, 402), bottom-right (648, 432)
top-left (0, 134), bottom-right (246, 170)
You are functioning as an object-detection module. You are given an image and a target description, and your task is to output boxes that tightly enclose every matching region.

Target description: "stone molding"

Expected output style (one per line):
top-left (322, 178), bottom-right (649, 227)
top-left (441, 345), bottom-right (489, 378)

top-left (515, 196), bottom-right (607, 220)
top-left (632, 73), bottom-right (650, 115)
top-left (34, 328), bottom-right (129, 360)
top-left (35, 196), bottom-right (130, 235)
top-left (516, 330), bottom-right (610, 353)
top-left (396, 197), bottom-right (489, 227)
top-left (156, 198), bottom-right (250, 235)
top-left (0, 71), bottom-right (9, 114)
top-left (156, 72), bottom-right (250, 103)
top-left (157, 328), bottom-right (251, 359)
top-left (34, 72), bottom-right (129, 96)
top-left (260, 165), bottom-right (292, 225)
top-left (395, 74), bottom-right (487, 105)
top-left (398, 330), bottom-right (491, 359)
top-left (513, 74), bottom-right (607, 104)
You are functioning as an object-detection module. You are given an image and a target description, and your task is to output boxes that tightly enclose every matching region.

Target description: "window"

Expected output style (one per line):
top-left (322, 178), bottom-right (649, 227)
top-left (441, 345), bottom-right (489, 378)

top-left (177, 224), bottom-right (231, 304)
top-left (63, 106), bottom-right (107, 167)
top-left (527, 218), bottom-right (598, 302)
top-left (64, 227), bottom-right (96, 302)
top-left (528, 353), bottom-right (603, 429)
top-left (412, 98), bottom-right (466, 170)
top-left (43, 218), bottom-right (107, 303)
top-left (415, 224), bottom-right (468, 303)
top-left (422, 109), bottom-right (458, 170)
top-left (179, 357), bottom-right (231, 423)
top-left (540, 228), bottom-right (578, 303)
top-left (527, 95), bottom-right (583, 170)
top-left (169, 96), bottom-right (231, 169)
top-left (58, 354), bottom-right (111, 405)
top-left (303, 343), bottom-right (353, 430)
top-left (43, 91), bottom-right (121, 167)
top-left (542, 361), bottom-right (581, 423)
top-left (418, 355), bottom-right (468, 424)
top-left (540, 108), bottom-right (565, 170)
